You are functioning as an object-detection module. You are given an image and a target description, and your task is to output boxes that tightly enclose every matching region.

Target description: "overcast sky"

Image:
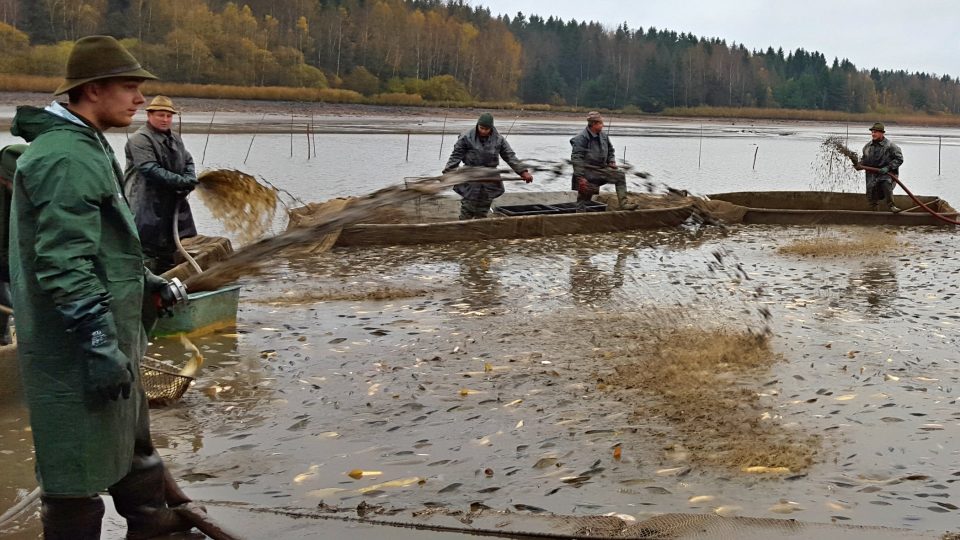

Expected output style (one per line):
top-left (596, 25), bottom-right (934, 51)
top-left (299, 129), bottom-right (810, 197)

top-left (476, 0), bottom-right (959, 78)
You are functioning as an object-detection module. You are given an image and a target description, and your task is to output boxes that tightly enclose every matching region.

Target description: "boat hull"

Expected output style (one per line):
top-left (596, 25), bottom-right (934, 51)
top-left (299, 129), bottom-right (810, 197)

top-left (152, 285), bottom-right (241, 338)
top-left (334, 205), bottom-right (695, 247)
top-left (708, 191), bottom-right (957, 226)
top-left (157, 235), bottom-right (239, 337)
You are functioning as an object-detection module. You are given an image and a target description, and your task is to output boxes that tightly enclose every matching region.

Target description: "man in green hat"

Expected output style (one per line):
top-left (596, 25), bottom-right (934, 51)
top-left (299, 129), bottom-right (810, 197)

top-left (9, 35), bottom-right (194, 539)
top-left (855, 122), bottom-right (904, 212)
top-left (443, 112), bottom-right (534, 219)
top-left (124, 95), bottom-right (198, 272)
top-left (570, 111), bottom-right (636, 211)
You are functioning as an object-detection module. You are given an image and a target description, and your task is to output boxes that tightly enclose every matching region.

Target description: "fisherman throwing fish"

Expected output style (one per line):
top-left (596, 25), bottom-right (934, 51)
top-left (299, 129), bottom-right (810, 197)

top-left (443, 113), bottom-right (534, 219)
top-left (855, 122), bottom-right (903, 213)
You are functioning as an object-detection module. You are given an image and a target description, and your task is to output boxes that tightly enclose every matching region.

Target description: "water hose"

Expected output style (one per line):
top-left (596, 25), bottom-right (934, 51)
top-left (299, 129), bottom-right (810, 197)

top-left (174, 197), bottom-right (203, 274)
top-left (858, 165), bottom-right (960, 226)
top-left (0, 488), bottom-right (39, 528)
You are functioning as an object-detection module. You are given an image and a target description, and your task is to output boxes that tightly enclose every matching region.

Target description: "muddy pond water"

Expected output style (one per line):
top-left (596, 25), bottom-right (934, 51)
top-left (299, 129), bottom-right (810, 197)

top-left (1, 109), bottom-right (960, 538)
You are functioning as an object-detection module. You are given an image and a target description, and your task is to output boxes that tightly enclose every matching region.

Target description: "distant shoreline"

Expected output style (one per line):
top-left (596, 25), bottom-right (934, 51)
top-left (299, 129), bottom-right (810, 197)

top-left (1, 90), bottom-right (959, 133)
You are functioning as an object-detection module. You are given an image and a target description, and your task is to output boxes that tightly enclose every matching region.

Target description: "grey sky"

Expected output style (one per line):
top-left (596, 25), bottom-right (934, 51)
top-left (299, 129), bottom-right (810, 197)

top-left (476, 0), bottom-right (959, 78)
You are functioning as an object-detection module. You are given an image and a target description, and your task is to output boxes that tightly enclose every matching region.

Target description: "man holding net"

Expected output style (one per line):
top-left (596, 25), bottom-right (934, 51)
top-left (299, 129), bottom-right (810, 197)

top-left (124, 95), bottom-right (198, 272)
top-left (855, 122), bottom-right (903, 213)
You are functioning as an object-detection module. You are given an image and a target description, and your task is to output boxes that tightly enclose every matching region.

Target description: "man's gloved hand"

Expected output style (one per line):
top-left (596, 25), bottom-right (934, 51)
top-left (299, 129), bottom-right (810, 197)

top-left (59, 295), bottom-right (134, 402)
top-left (520, 170), bottom-right (533, 183)
top-left (576, 176), bottom-right (588, 194)
top-left (144, 269), bottom-right (187, 317)
top-left (879, 166), bottom-right (889, 174)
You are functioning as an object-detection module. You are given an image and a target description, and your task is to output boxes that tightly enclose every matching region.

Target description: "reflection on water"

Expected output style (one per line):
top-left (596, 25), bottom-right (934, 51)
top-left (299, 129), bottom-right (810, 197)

top-left (849, 261), bottom-right (900, 315)
top-left (457, 252), bottom-right (502, 311)
top-left (568, 248), bottom-right (628, 306)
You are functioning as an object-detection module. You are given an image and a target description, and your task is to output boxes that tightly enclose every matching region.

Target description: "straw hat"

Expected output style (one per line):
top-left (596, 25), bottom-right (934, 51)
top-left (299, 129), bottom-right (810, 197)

top-left (146, 95), bottom-right (178, 114)
top-left (54, 35), bottom-right (157, 95)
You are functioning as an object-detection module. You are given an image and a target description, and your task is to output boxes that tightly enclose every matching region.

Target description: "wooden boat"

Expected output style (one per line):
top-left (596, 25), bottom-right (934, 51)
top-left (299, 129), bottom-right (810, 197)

top-left (287, 191), bottom-right (696, 248)
top-left (154, 235), bottom-right (240, 338)
top-left (706, 191), bottom-right (957, 226)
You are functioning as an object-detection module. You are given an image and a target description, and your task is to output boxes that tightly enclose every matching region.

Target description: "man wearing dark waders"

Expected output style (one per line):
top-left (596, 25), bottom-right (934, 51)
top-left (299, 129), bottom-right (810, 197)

top-left (856, 122), bottom-right (903, 213)
top-left (124, 95), bottom-right (198, 273)
top-left (570, 112), bottom-right (637, 211)
top-left (9, 35), bottom-right (196, 539)
top-left (443, 113), bottom-right (533, 219)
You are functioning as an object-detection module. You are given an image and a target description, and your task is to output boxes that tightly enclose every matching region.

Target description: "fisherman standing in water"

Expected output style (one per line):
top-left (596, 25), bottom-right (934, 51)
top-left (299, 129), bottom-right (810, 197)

top-left (9, 35), bottom-right (195, 539)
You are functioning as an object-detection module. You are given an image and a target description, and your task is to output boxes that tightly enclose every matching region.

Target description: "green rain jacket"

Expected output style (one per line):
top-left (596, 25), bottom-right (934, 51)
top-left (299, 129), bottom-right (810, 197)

top-left (10, 102), bottom-right (150, 496)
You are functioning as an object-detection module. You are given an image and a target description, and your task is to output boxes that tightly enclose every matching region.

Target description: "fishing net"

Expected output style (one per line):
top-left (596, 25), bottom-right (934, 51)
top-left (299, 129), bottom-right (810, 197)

top-left (140, 357), bottom-right (193, 406)
top-left (196, 169), bottom-right (278, 244)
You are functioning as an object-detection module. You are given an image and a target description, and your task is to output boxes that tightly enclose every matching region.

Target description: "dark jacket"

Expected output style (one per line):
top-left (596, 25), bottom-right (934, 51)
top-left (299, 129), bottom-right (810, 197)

top-left (0, 144), bottom-right (25, 282)
top-left (443, 126), bottom-right (527, 200)
top-left (10, 102), bottom-right (150, 495)
top-left (123, 124), bottom-right (197, 251)
top-left (570, 127), bottom-right (616, 188)
top-left (861, 137), bottom-right (903, 188)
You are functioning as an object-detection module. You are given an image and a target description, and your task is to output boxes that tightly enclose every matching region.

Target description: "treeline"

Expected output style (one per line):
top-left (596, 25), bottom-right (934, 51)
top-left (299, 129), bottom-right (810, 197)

top-left (0, 0), bottom-right (957, 114)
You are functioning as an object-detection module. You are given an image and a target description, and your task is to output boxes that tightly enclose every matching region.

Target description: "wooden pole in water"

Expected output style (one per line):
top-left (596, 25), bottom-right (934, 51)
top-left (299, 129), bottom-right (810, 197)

top-left (289, 115), bottom-right (294, 158)
top-left (698, 123), bottom-right (703, 170)
top-left (438, 113), bottom-right (447, 160)
top-left (201, 110), bottom-right (217, 165)
top-left (406, 131), bottom-right (411, 162)
top-left (311, 113), bottom-right (317, 158)
top-left (305, 114), bottom-right (311, 161)
top-left (939, 135), bottom-right (942, 175)
top-left (622, 146), bottom-right (627, 165)
top-left (752, 146), bottom-right (759, 171)
top-left (243, 112), bottom-right (266, 165)
top-left (505, 110), bottom-right (522, 138)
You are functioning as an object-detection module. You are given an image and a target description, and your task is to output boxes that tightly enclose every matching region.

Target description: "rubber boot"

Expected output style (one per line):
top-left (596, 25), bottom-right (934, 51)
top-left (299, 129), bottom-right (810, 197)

top-left (882, 183), bottom-right (900, 213)
top-left (576, 192), bottom-right (593, 212)
top-left (41, 495), bottom-right (105, 540)
top-left (108, 454), bottom-right (194, 540)
top-left (868, 201), bottom-right (879, 211)
top-left (615, 182), bottom-right (637, 211)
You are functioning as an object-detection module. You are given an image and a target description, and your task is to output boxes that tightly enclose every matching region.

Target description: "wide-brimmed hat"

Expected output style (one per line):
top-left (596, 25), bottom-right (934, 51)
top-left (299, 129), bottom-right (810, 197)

top-left (54, 35), bottom-right (157, 95)
top-left (587, 111), bottom-right (604, 124)
top-left (146, 95), bottom-right (178, 114)
top-left (869, 122), bottom-right (885, 132)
